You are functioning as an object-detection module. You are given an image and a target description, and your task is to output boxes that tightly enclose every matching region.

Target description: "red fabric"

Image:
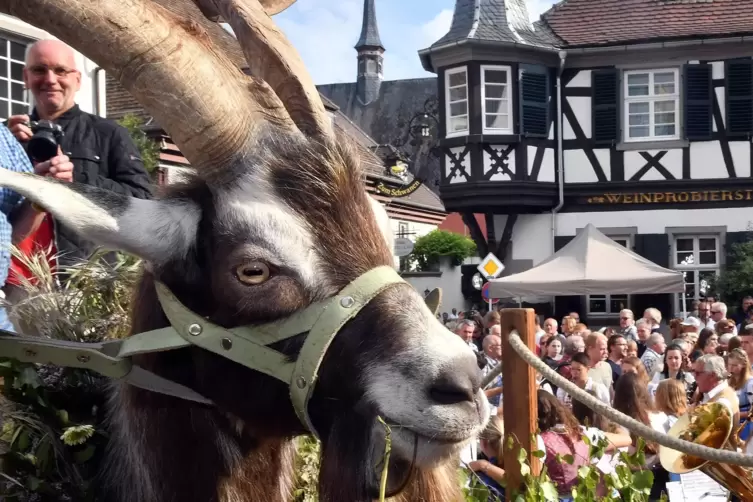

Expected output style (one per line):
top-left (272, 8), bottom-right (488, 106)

top-left (8, 214), bottom-right (56, 286)
top-left (541, 429), bottom-right (589, 495)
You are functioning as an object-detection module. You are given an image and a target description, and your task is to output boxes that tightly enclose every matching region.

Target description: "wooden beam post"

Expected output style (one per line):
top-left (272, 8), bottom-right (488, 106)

top-left (500, 308), bottom-right (540, 500)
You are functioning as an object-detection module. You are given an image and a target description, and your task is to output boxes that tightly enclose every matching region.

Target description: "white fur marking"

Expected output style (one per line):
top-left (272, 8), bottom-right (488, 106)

top-left (368, 196), bottom-right (394, 257)
top-left (220, 173), bottom-right (323, 293)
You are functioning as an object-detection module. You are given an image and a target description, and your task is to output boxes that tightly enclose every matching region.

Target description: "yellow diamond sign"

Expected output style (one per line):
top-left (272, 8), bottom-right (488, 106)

top-left (477, 253), bottom-right (505, 280)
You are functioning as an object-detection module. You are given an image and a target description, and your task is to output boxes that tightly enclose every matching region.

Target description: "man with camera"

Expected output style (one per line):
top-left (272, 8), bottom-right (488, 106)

top-left (3, 40), bottom-right (152, 328)
top-left (6, 39), bottom-right (152, 261)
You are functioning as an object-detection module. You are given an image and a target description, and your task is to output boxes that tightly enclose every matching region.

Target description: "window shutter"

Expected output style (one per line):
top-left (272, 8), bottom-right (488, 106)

top-left (683, 64), bottom-right (713, 140)
top-left (520, 64), bottom-right (549, 137)
top-left (726, 59), bottom-right (753, 137)
top-left (591, 69), bottom-right (619, 145)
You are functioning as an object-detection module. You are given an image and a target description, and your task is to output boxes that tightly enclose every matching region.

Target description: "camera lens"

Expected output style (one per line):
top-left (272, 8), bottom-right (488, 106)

top-left (28, 132), bottom-right (59, 163)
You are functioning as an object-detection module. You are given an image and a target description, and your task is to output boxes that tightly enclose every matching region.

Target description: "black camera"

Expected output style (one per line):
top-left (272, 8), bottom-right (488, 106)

top-left (27, 119), bottom-right (64, 163)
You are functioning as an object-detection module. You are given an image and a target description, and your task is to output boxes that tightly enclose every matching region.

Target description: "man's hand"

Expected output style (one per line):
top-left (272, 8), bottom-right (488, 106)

top-left (7, 114), bottom-right (32, 143)
top-left (34, 147), bottom-right (73, 183)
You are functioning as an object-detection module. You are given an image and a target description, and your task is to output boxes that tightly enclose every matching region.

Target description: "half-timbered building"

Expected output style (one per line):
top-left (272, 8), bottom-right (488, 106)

top-left (415, 0), bottom-right (753, 321)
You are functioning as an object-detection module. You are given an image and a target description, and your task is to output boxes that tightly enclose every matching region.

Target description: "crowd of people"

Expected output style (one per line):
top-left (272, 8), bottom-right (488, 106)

top-left (442, 300), bottom-right (753, 501)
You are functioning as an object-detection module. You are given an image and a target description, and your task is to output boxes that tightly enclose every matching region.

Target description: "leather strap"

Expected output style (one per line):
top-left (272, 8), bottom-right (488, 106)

top-left (0, 266), bottom-right (409, 437)
top-left (289, 266), bottom-right (404, 435)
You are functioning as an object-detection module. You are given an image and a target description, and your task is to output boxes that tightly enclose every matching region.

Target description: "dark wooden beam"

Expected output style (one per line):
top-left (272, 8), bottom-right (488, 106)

top-left (461, 212), bottom-right (489, 257)
top-left (484, 213), bottom-right (496, 253)
top-left (496, 213), bottom-right (518, 262)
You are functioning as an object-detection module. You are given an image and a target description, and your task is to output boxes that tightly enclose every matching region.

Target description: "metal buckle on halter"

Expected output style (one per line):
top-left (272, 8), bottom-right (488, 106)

top-left (0, 266), bottom-right (440, 438)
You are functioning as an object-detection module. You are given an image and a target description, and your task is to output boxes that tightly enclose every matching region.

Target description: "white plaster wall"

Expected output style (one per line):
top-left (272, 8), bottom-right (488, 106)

top-left (529, 145), bottom-right (555, 182)
top-left (0, 15), bottom-right (105, 117)
top-left (566, 70), bottom-right (591, 88)
top-left (556, 207), bottom-right (753, 235)
top-left (403, 257), bottom-right (467, 313)
top-left (624, 149), bottom-right (683, 180)
top-left (564, 148), bottom-right (611, 182)
top-left (493, 213), bottom-right (553, 266)
top-left (390, 218), bottom-right (436, 269)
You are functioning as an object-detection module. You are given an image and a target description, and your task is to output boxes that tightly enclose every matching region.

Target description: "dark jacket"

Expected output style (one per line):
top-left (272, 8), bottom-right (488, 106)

top-left (27, 105), bottom-right (153, 266)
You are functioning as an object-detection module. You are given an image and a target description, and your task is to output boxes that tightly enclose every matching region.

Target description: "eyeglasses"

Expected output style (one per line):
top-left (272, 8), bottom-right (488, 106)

top-left (27, 65), bottom-right (78, 78)
top-left (711, 310), bottom-right (722, 314)
top-left (620, 317), bottom-right (632, 321)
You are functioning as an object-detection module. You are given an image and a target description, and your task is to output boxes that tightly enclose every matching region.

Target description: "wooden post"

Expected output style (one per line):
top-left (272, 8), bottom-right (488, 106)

top-left (500, 308), bottom-right (540, 500)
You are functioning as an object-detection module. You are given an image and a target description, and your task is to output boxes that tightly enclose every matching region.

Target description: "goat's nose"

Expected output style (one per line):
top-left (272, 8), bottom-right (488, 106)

top-left (428, 356), bottom-right (481, 406)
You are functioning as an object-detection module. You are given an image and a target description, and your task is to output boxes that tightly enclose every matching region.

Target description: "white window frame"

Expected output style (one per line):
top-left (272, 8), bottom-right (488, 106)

top-left (481, 65), bottom-right (513, 134)
top-left (587, 236), bottom-right (631, 316)
top-left (623, 68), bottom-right (680, 143)
top-left (444, 66), bottom-right (469, 137)
top-left (672, 235), bottom-right (720, 316)
top-left (0, 31), bottom-right (32, 122)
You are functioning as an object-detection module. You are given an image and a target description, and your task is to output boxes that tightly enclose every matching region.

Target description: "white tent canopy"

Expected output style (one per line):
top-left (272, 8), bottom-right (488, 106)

top-left (488, 224), bottom-right (685, 298)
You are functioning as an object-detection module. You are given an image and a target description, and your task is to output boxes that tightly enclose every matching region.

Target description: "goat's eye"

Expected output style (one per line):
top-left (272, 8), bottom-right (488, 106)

top-left (235, 262), bottom-right (270, 285)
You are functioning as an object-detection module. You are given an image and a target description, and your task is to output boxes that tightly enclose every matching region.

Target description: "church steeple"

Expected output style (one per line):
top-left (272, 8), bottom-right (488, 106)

top-left (355, 0), bottom-right (385, 105)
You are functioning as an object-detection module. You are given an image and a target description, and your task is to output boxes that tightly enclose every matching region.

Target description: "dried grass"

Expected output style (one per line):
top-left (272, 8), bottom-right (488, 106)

top-left (3, 245), bottom-right (142, 342)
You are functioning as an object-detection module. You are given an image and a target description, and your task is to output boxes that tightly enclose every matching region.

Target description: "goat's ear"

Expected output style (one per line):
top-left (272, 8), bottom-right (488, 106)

top-left (0, 171), bottom-right (198, 264)
top-left (367, 195), bottom-right (394, 258)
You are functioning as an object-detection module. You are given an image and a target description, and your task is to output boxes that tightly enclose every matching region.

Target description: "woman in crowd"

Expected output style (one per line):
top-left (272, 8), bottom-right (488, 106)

top-left (537, 333), bottom-right (551, 357)
top-left (613, 372), bottom-right (671, 501)
top-left (653, 379), bottom-right (688, 429)
top-left (468, 415), bottom-right (506, 500)
top-left (626, 340), bottom-right (639, 358)
top-left (728, 336), bottom-right (742, 353)
top-left (561, 316), bottom-right (576, 337)
top-left (727, 348), bottom-right (753, 444)
top-left (542, 336), bottom-right (563, 369)
top-left (620, 356), bottom-right (650, 387)
top-left (669, 318), bottom-right (683, 340)
top-left (537, 390), bottom-right (589, 501)
top-left (648, 343), bottom-right (695, 403)
top-left (692, 328), bottom-right (719, 360)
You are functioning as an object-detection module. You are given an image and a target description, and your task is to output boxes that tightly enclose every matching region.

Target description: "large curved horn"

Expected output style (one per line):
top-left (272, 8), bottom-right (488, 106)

top-left (0, 0), bottom-right (298, 170)
top-left (194, 0), bottom-right (333, 140)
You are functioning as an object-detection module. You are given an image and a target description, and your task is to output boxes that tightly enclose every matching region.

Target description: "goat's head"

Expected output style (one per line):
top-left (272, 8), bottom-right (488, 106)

top-left (0, 0), bottom-right (488, 496)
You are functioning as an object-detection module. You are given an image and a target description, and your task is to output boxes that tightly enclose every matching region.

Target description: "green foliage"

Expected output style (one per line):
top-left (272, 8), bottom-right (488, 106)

top-left (116, 114), bottom-right (160, 174)
top-left (293, 436), bottom-right (321, 502)
top-left (0, 248), bottom-right (142, 500)
top-left (408, 230), bottom-right (477, 271)
top-left (710, 238), bottom-right (753, 310)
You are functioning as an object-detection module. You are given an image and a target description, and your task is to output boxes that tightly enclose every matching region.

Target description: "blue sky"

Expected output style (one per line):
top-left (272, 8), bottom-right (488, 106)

top-left (272, 0), bottom-right (558, 85)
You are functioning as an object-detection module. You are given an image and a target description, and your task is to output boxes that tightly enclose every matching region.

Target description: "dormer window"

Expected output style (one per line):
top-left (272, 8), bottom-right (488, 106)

top-left (445, 66), bottom-right (468, 136)
top-left (481, 66), bottom-right (512, 134)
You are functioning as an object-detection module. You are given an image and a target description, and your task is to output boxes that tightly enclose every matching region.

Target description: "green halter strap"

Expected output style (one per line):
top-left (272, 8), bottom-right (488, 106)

top-left (0, 265), bottom-right (415, 438)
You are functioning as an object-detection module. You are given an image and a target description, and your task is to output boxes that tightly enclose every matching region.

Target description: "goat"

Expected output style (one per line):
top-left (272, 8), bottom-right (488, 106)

top-left (0, 0), bottom-right (489, 500)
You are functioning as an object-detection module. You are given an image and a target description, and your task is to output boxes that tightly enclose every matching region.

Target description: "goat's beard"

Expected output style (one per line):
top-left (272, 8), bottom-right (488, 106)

top-left (317, 411), bottom-right (464, 502)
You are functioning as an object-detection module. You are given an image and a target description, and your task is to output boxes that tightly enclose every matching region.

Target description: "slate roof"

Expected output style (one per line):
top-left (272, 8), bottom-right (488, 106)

top-left (317, 77), bottom-right (441, 191)
top-left (355, 0), bottom-right (384, 50)
top-left (431, 0), bottom-right (558, 49)
top-left (542, 0), bottom-right (753, 47)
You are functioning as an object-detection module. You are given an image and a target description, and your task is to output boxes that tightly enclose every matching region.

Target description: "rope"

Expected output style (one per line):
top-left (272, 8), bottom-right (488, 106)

top-left (497, 330), bottom-right (753, 467)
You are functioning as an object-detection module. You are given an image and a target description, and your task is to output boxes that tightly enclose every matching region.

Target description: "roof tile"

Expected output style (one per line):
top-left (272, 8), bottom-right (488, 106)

top-left (543, 0), bottom-right (753, 46)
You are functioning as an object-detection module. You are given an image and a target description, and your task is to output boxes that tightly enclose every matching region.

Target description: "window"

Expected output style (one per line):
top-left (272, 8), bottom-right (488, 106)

top-left (624, 68), bottom-right (680, 142)
top-left (481, 66), bottom-right (512, 134)
top-left (445, 67), bottom-right (468, 136)
top-left (672, 235), bottom-right (719, 315)
top-left (588, 237), bottom-right (630, 315)
top-left (0, 34), bottom-right (31, 121)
